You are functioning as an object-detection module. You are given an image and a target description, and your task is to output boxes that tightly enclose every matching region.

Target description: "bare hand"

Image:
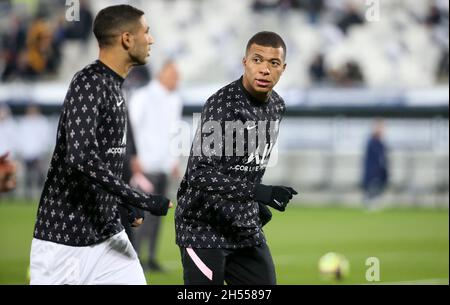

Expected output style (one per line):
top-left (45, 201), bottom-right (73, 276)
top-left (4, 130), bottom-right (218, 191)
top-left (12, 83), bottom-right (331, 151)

top-left (169, 201), bottom-right (174, 208)
top-left (132, 218), bottom-right (144, 227)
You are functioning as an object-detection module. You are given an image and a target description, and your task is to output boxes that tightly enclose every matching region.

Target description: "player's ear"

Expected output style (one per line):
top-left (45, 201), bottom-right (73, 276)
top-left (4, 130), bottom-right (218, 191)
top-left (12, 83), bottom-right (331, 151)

top-left (121, 32), bottom-right (133, 50)
top-left (242, 57), bottom-right (247, 67)
top-left (282, 62), bottom-right (287, 72)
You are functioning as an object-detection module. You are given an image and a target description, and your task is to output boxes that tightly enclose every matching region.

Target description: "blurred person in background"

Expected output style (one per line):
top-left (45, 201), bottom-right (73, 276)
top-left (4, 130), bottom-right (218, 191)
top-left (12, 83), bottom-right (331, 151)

top-left (329, 59), bottom-right (365, 87)
top-left (17, 105), bottom-right (51, 199)
top-left (309, 53), bottom-right (329, 85)
top-left (291, 0), bottom-right (325, 24)
top-left (0, 14), bottom-right (27, 82)
top-left (0, 152), bottom-right (17, 193)
top-left (119, 113), bottom-right (154, 247)
top-left (129, 60), bottom-right (182, 272)
top-left (336, 2), bottom-right (364, 35)
top-left (362, 120), bottom-right (389, 210)
top-left (22, 12), bottom-right (55, 79)
top-left (124, 65), bottom-right (152, 91)
top-left (0, 104), bottom-right (18, 158)
top-left (252, 0), bottom-right (279, 12)
top-left (0, 104), bottom-right (18, 196)
top-left (424, 1), bottom-right (449, 84)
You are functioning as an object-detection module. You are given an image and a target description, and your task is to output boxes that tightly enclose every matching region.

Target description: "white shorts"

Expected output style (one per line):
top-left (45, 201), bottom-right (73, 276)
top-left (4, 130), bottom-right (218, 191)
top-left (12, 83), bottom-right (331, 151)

top-left (30, 230), bottom-right (147, 285)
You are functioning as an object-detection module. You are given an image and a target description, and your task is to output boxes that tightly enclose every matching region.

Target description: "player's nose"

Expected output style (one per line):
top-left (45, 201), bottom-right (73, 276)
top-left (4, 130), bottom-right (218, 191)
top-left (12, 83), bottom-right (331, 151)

top-left (147, 34), bottom-right (154, 45)
top-left (260, 65), bottom-right (270, 75)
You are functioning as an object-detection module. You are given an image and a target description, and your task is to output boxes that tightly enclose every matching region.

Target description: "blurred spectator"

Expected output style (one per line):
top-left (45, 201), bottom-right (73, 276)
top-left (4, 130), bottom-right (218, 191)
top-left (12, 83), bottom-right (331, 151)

top-left (49, 13), bottom-right (68, 74)
top-left (298, 0), bottom-right (325, 24)
top-left (23, 13), bottom-right (54, 78)
top-left (0, 0), bottom-right (446, 87)
top-left (436, 49), bottom-right (449, 82)
top-left (0, 14), bottom-right (27, 82)
top-left (0, 106), bottom-right (17, 198)
top-left (0, 152), bottom-right (17, 193)
top-left (329, 60), bottom-right (365, 87)
top-left (124, 65), bottom-right (152, 91)
top-left (0, 105), bottom-right (18, 157)
top-left (337, 3), bottom-right (364, 35)
top-left (345, 60), bottom-right (364, 84)
top-left (425, 4), bottom-right (443, 27)
top-left (252, 0), bottom-right (279, 12)
top-left (309, 53), bottom-right (328, 84)
top-left (129, 60), bottom-right (182, 272)
top-left (362, 121), bottom-right (389, 209)
top-left (278, 0), bottom-right (301, 10)
top-left (17, 105), bottom-right (51, 199)
top-left (119, 113), bottom-right (154, 248)
top-left (425, 2), bottom-right (449, 83)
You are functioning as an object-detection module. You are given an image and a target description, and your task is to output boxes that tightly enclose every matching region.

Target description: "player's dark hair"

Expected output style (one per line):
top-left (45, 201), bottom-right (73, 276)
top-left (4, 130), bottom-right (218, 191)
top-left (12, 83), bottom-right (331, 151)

top-left (93, 5), bottom-right (144, 48)
top-left (246, 31), bottom-right (287, 60)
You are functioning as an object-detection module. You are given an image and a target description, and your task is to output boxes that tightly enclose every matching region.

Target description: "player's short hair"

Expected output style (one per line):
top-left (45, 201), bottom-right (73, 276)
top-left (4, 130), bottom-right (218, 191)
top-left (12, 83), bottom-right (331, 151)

top-left (93, 5), bottom-right (144, 48)
top-left (245, 31), bottom-right (287, 60)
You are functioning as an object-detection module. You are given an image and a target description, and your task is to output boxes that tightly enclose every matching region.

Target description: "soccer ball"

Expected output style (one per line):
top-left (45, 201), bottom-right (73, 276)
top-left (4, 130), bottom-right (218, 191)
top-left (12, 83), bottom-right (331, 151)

top-left (318, 252), bottom-right (350, 281)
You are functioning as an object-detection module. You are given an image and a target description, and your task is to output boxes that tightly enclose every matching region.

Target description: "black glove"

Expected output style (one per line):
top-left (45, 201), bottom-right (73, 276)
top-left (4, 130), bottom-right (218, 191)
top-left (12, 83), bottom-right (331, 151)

top-left (258, 202), bottom-right (272, 226)
top-left (149, 195), bottom-right (171, 216)
top-left (126, 205), bottom-right (145, 227)
top-left (254, 184), bottom-right (298, 212)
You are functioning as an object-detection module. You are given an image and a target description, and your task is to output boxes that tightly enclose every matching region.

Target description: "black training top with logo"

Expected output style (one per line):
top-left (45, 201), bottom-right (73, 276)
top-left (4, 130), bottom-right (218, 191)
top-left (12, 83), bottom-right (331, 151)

top-left (175, 77), bottom-right (286, 249)
top-left (33, 60), bottom-right (168, 246)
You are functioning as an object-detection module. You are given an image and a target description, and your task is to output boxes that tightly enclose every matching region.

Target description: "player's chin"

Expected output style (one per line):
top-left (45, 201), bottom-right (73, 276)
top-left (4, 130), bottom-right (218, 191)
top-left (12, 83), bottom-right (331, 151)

top-left (139, 56), bottom-right (149, 65)
top-left (132, 54), bottom-right (149, 66)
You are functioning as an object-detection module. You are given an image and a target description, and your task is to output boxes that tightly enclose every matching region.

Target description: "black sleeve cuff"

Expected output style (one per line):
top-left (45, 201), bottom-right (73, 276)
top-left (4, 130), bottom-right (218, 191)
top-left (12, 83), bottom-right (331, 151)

top-left (254, 184), bottom-right (272, 204)
top-left (258, 202), bottom-right (272, 227)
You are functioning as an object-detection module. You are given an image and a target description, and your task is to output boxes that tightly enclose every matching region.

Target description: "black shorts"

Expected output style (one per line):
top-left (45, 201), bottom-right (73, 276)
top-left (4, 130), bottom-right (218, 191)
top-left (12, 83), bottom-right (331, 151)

top-left (179, 243), bottom-right (276, 285)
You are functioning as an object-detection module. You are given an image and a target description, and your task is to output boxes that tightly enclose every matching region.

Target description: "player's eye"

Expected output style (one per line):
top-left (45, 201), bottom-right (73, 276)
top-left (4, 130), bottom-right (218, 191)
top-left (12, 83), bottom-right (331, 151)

top-left (253, 58), bottom-right (262, 63)
top-left (271, 61), bottom-right (280, 67)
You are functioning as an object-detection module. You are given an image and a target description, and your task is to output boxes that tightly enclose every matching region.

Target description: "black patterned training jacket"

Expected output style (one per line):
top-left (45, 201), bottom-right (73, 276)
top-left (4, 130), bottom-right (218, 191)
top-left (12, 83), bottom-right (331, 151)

top-left (33, 60), bottom-right (168, 246)
top-left (175, 77), bottom-right (286, 249)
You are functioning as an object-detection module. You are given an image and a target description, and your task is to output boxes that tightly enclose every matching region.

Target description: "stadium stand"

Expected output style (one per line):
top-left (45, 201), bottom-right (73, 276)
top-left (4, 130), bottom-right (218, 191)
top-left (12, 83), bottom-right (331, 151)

top-left (0, 0), bottom-right (448, 207)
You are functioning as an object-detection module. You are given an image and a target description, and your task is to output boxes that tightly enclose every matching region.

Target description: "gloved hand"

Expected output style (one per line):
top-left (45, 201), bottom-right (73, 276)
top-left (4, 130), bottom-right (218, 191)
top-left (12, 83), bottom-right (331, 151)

top-left (149, 195), bottom-right (172, 216)
top-left (258, 202), bottom-right (272, 226)
top-left (254, 184), bottom-right (298, 212)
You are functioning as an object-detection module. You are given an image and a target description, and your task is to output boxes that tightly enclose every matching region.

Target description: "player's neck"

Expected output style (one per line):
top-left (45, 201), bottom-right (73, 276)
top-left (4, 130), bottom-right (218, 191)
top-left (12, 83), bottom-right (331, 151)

top-left (242, 76), bottom-right (270, 103)
top-left (98, 50), bottom-right (133, 79)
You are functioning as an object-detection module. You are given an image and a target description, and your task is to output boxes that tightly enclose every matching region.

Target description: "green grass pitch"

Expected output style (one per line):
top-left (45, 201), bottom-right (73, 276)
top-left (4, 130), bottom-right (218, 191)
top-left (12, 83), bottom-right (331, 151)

top-left (0, 201), bottom-right (448, 285)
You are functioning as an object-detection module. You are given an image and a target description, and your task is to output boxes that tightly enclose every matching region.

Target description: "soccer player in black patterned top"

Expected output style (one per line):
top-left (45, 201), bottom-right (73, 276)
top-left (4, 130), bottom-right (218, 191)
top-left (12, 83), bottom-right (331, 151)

top-left (30, 5), bottom-right (173, 285)
top-left (175, 32), bottom-right (298, 285)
